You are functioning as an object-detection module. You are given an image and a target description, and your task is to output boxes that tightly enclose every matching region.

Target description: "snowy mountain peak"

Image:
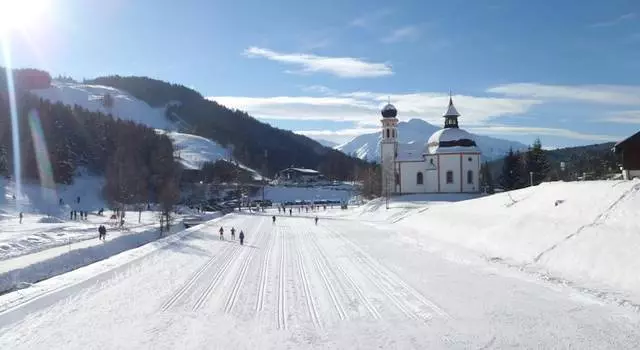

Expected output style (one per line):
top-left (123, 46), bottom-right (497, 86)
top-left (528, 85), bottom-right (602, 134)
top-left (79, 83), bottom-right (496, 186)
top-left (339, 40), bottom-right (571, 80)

top-left (336, 118), bottom-right (527, 162)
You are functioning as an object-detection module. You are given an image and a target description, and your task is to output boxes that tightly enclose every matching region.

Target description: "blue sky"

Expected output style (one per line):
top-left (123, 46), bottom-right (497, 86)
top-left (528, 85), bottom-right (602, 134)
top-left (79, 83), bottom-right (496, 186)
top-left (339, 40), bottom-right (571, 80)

top-left (1, 0), bottom-right (639, 147)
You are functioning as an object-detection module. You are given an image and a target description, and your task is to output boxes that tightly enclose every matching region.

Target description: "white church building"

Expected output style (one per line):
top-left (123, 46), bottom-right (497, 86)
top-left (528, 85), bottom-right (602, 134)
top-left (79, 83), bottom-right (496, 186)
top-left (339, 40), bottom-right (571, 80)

top-left (380, 97), bottom-right (481, 195)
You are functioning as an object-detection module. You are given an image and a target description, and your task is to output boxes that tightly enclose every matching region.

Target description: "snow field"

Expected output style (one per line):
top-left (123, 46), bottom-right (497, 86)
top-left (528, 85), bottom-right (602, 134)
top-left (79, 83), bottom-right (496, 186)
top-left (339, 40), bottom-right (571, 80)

top-left (393, 180), bottom-right (640, 303)
top-left (2, 212), bottom-right (640, 348)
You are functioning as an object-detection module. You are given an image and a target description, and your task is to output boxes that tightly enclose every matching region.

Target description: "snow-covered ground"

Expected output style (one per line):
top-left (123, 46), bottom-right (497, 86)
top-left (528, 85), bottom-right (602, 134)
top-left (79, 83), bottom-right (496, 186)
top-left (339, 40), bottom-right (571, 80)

top-left (158, 131), bottom-right (264, 180)
top-left (31, 82), bottom-right (173, 129)
top-left (2, 211), bottom-right (640, 348)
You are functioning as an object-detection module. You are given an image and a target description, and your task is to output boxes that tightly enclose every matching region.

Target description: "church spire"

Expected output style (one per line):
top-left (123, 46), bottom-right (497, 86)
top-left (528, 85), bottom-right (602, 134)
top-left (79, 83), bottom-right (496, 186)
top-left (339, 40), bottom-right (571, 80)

top-left (443, 93), bottom-right (460, 129)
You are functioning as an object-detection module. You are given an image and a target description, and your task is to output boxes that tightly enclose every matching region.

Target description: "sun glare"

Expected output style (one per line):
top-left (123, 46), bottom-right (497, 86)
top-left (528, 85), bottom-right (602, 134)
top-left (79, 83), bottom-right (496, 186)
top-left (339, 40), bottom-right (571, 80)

top-left (0, 0), bottom-right (51, 36)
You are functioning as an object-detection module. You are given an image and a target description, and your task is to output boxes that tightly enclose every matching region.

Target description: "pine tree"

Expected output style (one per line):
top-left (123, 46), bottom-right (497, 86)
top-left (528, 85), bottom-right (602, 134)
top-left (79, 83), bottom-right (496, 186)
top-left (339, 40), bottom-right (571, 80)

top-left (480, 162), bottom-right (494, 193)
top-left (525, 138), bottom-right (551, 185)
top-left (500, 148), bottom-right (524, 190)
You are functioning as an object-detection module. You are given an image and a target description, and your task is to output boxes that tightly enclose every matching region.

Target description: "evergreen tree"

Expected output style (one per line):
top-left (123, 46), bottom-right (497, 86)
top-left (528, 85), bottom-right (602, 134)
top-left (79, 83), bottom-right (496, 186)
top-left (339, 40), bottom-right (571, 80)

top-left (500, 148), bottom-right (524, 190)
top-left (480, 162), bottom-right (494, 193)
top-left (525, 138), bottom-right (551, 185)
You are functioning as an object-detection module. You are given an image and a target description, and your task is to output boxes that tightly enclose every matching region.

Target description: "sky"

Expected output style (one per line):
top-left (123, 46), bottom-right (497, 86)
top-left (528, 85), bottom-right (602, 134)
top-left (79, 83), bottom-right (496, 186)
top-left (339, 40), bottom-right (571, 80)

top-left (1, 0), bottom-right (639, 148)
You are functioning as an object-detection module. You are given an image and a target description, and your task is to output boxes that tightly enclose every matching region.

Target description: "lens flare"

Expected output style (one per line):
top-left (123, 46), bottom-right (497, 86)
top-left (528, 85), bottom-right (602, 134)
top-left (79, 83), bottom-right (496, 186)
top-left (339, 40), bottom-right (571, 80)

top-left (2, 36), bottom-right (22, 209)
top-left (28, 109), bottom-right (56, 203)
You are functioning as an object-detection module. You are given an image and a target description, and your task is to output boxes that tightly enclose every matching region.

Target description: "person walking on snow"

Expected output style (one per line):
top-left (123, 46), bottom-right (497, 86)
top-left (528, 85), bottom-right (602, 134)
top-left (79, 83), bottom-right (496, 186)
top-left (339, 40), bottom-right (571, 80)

top-left (315, 216), bottom-right (318, 225)
top-left (272, 215), bottom-right (276, 224)
top-left (219, 227), bottom-right (224, 240)
top-left (19, 212), bottom-right (23, 224)
top-left (231, 227), bottom-right (236, 240)
top-left (239, 230), bottom-right (245, 245)
top-left (98, 225), bottom-right (107, 241)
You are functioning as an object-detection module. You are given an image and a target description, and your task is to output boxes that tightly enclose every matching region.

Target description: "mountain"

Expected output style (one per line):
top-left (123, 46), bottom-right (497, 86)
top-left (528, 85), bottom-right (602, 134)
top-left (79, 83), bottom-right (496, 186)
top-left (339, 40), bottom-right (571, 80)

top-left (336, 119), bottom-right (528, 162)
top-left (314, 138), bottom-right (339, 148)
top-left (31, 81), bottom-right (265, 178)
top-left (83, 76), bottom-right (371, 180)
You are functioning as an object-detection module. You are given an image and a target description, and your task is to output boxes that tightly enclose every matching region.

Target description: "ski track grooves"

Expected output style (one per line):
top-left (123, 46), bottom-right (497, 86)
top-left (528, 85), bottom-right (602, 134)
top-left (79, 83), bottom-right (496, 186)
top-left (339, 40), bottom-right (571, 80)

top-left (192, 245), bottom-right (242, 311)
top-left (293, 228), bottom-right (322, 328)
top-left (324, 223), bottom-right (450, 321)
top-left (161, 245), bottom-right (231, 312)
top-left (305, 229), bottom-right (380, 320)
top-left (305, 227), bottom-right (348, 321)
top-left (276, 226), bottom-right (287, 329)
top-left (255, 223), bottom-right (276, 312)
top-left (223, 219), bottom-right (266, 314)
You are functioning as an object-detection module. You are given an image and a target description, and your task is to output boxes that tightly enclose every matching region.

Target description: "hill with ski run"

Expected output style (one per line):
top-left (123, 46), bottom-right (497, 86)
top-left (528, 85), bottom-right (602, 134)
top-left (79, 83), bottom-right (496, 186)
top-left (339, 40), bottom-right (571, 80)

top-left (31, 81), bottom-right (263, 178)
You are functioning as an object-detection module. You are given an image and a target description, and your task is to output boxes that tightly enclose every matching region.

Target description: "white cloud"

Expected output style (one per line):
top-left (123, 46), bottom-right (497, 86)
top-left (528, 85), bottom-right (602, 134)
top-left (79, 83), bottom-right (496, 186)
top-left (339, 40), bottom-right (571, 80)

top-left (349, 9), bottom-right (393, 28)
top-left (381, 26), bottom-right (421, 43)
top-left (208, 92), bottom-right (540, 127)
top-left (602, 110), bottom-right (640, 124)
top-left (301, 85), bottom-right (338, 95)
top-left (590, 12), bottom-right (636, 28)
top-left (468, 126), bottom-right (619, 141)
top-left (243, 46), bottom-right (393, 78)
top-left (488, 83), bottom-right (640, 105)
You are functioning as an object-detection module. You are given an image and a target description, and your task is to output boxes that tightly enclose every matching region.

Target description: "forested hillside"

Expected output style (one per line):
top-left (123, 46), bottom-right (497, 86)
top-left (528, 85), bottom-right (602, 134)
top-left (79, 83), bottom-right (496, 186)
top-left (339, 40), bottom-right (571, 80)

top-left (0, 69), bottom-right (180, 208)
top-left (84, 76), bottom-right (372, 180)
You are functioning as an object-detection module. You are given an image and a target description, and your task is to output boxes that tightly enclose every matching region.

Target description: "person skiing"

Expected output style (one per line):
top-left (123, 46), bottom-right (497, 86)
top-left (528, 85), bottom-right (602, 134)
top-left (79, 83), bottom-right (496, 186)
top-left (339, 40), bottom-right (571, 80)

top-left (19, 212), bottom-right (23, 224)
top-left (315, 216), bottom-right (318, 225)
top-left (239, 230), bottom-right (245, 245)
top-left (219, 227), bottom-right (224, 240)
top-left (231, 227), bottom-right (236, 240)
top-left (272, 215), bottom-right (276, 224)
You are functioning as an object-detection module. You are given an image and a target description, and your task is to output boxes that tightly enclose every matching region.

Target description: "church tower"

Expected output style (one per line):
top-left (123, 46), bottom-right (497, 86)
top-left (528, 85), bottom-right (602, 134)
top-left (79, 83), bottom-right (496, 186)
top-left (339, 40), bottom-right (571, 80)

top-left (380, 102), bottom-right (398, 196)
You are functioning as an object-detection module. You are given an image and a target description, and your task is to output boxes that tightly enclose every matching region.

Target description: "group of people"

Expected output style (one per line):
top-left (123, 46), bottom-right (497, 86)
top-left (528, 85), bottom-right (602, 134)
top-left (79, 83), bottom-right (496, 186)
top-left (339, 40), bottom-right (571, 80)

top-left (70, 210), bottom-right (89, 220)
top-left (219, 226), bottom-right (245, 245)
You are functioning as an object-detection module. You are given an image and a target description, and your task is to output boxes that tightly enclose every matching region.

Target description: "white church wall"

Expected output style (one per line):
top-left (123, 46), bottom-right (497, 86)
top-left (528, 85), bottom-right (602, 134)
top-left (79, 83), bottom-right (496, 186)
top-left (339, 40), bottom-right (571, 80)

top-left (398, 160), bottom-right (438, 193)
top-left (438, 154), bottom-right (461, 193)
top-left (461, 153), bottom-right (480, 192)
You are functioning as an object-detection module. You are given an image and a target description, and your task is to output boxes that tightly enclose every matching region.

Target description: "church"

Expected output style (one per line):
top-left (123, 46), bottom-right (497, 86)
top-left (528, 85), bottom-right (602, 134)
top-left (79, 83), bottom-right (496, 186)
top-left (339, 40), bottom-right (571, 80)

top-left (380, 97), bottom-right (481, 195)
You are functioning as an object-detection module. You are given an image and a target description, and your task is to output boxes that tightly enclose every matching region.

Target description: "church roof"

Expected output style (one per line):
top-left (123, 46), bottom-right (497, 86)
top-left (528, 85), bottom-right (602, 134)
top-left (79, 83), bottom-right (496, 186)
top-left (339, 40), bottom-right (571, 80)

top-left (444, 97), bottom-right (460, 117)
top-left (426, 128), bottom-right (479, 154)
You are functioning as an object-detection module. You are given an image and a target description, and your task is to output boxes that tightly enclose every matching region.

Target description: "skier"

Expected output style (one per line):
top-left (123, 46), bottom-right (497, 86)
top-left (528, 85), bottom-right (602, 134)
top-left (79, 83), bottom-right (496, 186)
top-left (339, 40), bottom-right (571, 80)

top-left (272, 215), bottom-right (276, 224)
top-left (231, 227), bottom-right (236, 240)
top-left (314, 216), bottom-right (318, 225)
top-left (219, 227), bottom-right (224, 240)
top-left (239, 230), bottom-right (245, 245)
top-left (19, 212), bottom-right (23, 224)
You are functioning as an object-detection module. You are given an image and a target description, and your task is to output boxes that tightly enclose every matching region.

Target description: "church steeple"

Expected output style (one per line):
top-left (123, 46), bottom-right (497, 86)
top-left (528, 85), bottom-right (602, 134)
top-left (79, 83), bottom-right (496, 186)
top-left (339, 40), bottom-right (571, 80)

top-left (443, 93), bottom-right (460, 129)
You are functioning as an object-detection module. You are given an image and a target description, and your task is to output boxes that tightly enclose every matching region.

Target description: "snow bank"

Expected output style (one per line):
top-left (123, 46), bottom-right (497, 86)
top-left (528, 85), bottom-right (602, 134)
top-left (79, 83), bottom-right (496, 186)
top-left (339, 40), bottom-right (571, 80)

top-left (393, 180), bottom-right (640, 300)
top-left (0, 212), bottom-right (223, 295)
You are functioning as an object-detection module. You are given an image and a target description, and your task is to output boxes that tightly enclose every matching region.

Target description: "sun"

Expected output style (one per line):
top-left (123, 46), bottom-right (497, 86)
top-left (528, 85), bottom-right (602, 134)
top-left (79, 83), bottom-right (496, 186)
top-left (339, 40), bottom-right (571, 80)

top-left (0, 0), bottom-right (51, 36)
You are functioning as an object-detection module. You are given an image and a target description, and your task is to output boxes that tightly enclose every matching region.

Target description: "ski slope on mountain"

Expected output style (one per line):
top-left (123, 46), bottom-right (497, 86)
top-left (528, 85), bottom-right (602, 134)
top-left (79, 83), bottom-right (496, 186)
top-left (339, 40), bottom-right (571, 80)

top-left (31, 82), bottom-right (262, 175)
top-left (2, 212), bottom-right (640, 349)
top-left (32, 82), bottom-right (173, 129)
top-left (336, 118), bottom-right (527, 161)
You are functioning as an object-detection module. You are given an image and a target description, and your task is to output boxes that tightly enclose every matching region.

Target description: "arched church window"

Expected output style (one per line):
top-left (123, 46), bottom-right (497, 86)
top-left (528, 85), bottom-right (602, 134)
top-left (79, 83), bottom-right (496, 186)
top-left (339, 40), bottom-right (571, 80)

top-left (416, 172), bottom-right (423, 185)
top-left (467, 170), bottom-right (473, 184)
top-left (395, 172), bottom-right (400, 185)
top-left (386, 129), bottom-right (390, 138)
top-left (446, 171), bottom-right (454, 184)
top-left (392, 129), bottom-right (396, 138)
